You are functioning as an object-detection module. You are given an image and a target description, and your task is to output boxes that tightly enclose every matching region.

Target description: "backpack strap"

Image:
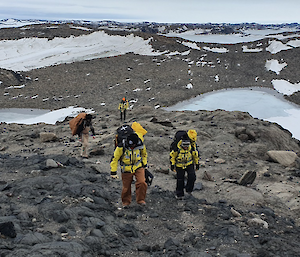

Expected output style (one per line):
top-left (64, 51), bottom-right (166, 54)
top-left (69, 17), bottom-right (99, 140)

top-left (119, 147), bottom-right (143, 173)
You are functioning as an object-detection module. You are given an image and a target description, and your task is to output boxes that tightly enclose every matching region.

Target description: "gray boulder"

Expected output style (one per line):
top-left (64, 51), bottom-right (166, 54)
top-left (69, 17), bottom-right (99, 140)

top-left (267, 150), bottom-right (298, 167)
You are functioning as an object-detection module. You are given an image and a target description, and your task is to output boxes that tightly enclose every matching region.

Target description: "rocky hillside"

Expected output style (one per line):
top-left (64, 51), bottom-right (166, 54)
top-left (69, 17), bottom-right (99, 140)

top-left (0, 23), bottom-right (300, 113)
top-left (1, 22), bottom-right (300, 257)
top-left (1, 106), bottom-right (300, 256)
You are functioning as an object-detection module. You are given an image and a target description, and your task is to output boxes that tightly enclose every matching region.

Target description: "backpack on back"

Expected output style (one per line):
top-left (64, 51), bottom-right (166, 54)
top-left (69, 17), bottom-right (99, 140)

top-left (69, 113), bottom-right (87, 136)
top-left (115, 124), bottom-right (135, 148)
top-left (131, 121), bottom-right (147, 142)
top-left (114, 122), bottom-right (147, 148)
top-left (114, 122), bottom-right (153, 185)
top-left (170, 130), bottom-right (197, 152)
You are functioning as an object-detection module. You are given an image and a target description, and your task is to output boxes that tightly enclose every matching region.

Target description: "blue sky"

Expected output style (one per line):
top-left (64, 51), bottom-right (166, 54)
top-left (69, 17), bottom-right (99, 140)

top-left (1, 0), bottom-right (300, 24)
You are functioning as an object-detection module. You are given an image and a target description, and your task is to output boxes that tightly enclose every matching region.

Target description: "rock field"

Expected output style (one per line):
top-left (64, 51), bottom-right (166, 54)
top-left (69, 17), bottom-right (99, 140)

top-left (1, 23), bottom-right (300, 257)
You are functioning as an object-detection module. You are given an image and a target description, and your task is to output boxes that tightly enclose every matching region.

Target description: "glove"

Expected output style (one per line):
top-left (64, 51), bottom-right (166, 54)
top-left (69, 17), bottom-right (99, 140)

top-left (196, 164), bottom-right (200, 170)
top-left (111, 175), bottom-right (119, 179)
top-left (171, 165), bottom-right (176, 172)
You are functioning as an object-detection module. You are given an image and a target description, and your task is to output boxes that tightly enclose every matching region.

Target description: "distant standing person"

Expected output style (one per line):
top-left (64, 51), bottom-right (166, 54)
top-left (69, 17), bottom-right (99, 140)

top-left (118, 97), bottom-right (129, 121)
top-left (170, 132), bottom-right (199, 199)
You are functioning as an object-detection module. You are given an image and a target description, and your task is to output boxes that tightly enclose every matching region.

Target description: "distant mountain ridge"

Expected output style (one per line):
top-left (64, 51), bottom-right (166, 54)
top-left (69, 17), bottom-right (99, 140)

top-left (1, 18), bottom-right (300, 34)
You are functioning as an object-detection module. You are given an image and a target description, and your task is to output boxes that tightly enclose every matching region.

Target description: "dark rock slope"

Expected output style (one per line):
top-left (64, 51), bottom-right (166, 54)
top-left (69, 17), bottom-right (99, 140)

top-left (1, 107), bottom-right (300, 257)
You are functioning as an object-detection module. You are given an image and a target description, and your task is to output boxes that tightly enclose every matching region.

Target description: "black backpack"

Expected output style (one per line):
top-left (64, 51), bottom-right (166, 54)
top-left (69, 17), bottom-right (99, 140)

top-left (170, 130), bottom-right (190, 152)
top-left (114, 124), bottom-right (154, 185)
top-left (114, 124), bottom-right (135, 148)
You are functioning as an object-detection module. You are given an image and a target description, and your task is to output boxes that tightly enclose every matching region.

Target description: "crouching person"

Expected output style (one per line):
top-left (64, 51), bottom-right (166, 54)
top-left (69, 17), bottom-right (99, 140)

top-left (110, 133), bottom-right (148, 208)
top-left (170, 134), bottom-right (199, 199)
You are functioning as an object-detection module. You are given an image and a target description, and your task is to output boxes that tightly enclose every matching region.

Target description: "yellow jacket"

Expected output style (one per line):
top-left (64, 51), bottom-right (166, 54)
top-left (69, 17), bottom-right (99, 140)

top-left (170, 140), bottom-right (199, 169)
top-left (118, 100), bottom-right (129, 112)
top-left (110, 145), bottom-right (147, 174)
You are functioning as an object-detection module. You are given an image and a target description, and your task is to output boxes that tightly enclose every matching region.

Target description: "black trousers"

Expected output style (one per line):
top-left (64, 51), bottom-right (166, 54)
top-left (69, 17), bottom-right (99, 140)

top-left (120, 110), bottom-right (126, 121)
top-left (176, 164), bottom-right (196, 197)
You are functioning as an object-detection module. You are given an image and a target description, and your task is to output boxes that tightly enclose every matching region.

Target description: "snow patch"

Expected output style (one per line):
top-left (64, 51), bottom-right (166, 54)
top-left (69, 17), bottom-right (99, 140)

top-left (272, 79), bottom-right (300, 95)
top-left (265, 60), bottom-right (287, 75)
top-left (266, 40), bottom-right (293, 54)
top-left (203, 46), bottom-right (229, 53)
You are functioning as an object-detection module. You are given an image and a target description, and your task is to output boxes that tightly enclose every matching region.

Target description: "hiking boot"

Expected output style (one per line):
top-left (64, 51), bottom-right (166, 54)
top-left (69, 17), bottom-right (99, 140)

top-left (176, 195), bottom-right (184, 200)
top-left (138, 201), bottom-right (146, 206)
top-left (123, 205), bottom-right (130, 209)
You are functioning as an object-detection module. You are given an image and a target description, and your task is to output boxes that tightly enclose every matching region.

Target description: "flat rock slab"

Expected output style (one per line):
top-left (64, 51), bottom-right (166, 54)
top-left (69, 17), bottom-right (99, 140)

top-left (267, 150), bottom-right (298, 167)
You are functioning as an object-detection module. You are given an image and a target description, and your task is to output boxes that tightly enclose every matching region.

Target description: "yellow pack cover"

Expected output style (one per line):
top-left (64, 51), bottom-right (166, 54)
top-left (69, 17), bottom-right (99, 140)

top-left (188, 129), bottom-right (197, 142)
top-left (131, 122), bottom-right (147, 142)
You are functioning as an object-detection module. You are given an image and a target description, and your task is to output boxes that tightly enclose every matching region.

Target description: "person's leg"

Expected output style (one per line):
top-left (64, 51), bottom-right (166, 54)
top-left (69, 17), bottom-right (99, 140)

top-left (134, 167), bottom-right (147, 204)
top-left (123, 110), bottom-right (126, 121)
top-left (185, 164), bottom-right (196, 193)
top-left (176, 167), bottom-right (185, 197)
top-left (81, 133), bottom-right (89, 157)
top-left (121, 173), bottom-right (133, 206)
top-left (120, 111), bottom-right (123, 121)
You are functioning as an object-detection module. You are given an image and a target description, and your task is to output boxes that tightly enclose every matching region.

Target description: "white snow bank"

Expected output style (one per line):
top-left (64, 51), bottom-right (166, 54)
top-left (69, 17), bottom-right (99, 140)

top-left (272, 79), bottom-right (300, 95)
top-left (0, 31), bottom-right (162, 71)
top-left (182, 41), bottom-right (201, 50)
top-left (0, 106), bottom-right (94, 125)
top-left (287, 39), bottom-right (300, 47)
top-left (0, 19), bottom-right (45, 28)
top-left (267, 109), bottom-right (300, 141)
top-left (266, 40), bottom-right (293, 54)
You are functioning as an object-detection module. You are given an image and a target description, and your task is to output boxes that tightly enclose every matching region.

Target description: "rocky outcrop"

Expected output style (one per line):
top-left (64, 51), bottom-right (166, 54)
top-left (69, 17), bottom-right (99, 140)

top-left (1, 108), bottom-right (300, 256)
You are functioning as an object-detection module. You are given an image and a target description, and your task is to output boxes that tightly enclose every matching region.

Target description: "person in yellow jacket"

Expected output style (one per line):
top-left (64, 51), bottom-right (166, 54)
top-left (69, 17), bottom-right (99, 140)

top-left (170, 134), bottom-right (199, 199)
top-left (110, 133), bottom-right (148, 207)
top-left (118, 97), bottom-right (129, 121)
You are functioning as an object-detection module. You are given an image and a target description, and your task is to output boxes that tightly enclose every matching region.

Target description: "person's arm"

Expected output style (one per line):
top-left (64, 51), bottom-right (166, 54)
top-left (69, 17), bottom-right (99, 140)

top-left (192, 148), bottom-right (200, 169)
top-left (90, 124), bottom-right (95, 135)
top-left (110, 147), bottom-right (123, 175)
top-left (170, 150), bottom-right (178, 166)
top-left (140, 145), bottom-right (148, 167)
